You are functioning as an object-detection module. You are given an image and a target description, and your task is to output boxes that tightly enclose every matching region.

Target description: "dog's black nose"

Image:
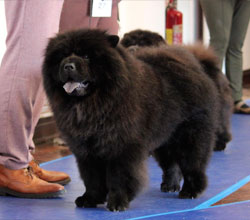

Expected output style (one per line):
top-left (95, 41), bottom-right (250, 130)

top-left (64, 63), bottom-right (76, 72)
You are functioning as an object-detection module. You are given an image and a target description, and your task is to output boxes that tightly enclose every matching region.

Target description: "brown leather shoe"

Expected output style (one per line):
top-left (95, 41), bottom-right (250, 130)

top-left (234, 100), bottom-right (250, 114)
top-left (29, 160), bottom-right (71, 185)
top-left (0, 164), bottom-right (65, 198)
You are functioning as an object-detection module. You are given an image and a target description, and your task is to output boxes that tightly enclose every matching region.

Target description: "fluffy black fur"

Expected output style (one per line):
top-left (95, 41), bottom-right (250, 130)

top-left (121, 29), bottom-right (233, 151)
top-left (121, 29), bottom-right (165, 48)
top-left (43, 29), bottom-right (219, 211)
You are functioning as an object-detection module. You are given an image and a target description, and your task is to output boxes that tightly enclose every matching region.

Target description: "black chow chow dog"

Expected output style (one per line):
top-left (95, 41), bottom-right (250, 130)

top-left (43, 29), bottom-right (219, 211)
top-left (121, 29), bottom-right (233, 151)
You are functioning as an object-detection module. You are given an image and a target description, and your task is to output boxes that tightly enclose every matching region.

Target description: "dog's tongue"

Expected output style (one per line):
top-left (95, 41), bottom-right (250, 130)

top-left (63, 82), bottom-right (81, 93)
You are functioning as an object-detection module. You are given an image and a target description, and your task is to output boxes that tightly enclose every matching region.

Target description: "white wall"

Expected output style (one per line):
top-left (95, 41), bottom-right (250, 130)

top-left (118, 0), bottom-right (166, 38)
top-left (243, 23), bottom-right (250, 70)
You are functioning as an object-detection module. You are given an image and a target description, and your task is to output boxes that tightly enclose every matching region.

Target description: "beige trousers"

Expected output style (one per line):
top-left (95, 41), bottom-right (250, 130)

top-left (0, 0), bottom-right (120, 169)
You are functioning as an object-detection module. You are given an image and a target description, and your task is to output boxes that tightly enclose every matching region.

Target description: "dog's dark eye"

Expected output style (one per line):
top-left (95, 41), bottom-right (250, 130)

top-left (83, 55), bottom-right (89, 60)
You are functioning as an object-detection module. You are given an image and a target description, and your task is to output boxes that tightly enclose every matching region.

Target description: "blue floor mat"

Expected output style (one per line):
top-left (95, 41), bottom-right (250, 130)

top-left (1, 111), bottom-right (250, 220)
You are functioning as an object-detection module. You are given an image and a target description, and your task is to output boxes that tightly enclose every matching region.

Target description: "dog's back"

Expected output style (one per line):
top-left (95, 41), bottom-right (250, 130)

top-left (121, 29), bottom-right (233, 150)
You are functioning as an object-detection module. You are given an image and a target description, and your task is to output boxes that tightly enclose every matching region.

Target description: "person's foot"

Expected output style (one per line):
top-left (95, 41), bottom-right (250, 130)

top-left (0, 164), bottom-right (65, 198)
top-left (234, 100), bottom-right (250, 114)
top-left (29, 160), bottom-right (71, 185)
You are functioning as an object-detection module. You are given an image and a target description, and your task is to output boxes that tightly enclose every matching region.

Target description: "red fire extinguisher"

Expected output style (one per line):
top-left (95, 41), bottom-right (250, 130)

top-left (166, 0), bottom-right (183, 45)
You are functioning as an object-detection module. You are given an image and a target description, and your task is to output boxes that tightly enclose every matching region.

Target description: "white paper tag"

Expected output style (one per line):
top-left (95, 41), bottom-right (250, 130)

top-left (91, 0), bottom-right (113, 17)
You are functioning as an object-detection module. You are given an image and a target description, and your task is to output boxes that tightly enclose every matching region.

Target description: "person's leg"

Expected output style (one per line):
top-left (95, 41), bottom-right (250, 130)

top-left (225, 0), bottom-right (250, 103)
top-left (0, 0), bottom-right (63, 170)
top-left (59, 0), bottom-right (120, 34)
top-left (199, 0), bottom-right (234, 69)
top-left (0, 0), bottom-right (67, 198)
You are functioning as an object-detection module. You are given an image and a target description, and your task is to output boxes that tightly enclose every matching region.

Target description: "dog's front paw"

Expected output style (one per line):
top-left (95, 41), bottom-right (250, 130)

top-left (107, 193), bottom-right (129, 212)
top-left (75, 193), bottom-right (105, 208)
top-left (107, 200), bottom-right (129, 212)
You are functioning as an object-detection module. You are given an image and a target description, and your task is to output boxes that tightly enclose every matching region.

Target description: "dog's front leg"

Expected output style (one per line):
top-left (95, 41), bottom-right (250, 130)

top-left (106, 151), bottom-right (147, 212)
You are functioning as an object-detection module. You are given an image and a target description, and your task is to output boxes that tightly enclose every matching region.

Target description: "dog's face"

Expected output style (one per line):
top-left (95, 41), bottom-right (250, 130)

top-left (43, 29), bottom-right (120, 97)
top-left (121, 29), bottom-right (166, 48)
top-left (59, 53), bottom-right (91, 96)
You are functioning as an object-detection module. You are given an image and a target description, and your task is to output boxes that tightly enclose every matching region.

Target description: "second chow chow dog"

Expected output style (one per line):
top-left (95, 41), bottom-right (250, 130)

top-left (121, 29), bottom-right (233, 151)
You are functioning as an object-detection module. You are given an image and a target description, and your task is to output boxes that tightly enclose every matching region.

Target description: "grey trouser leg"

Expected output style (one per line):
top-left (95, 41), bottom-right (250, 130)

top-left (200, 0), bottom-right (250, 101)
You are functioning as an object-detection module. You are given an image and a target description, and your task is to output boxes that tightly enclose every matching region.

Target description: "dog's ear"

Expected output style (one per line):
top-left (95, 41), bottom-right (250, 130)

top-left (107, 35), bottom-right (119, 48)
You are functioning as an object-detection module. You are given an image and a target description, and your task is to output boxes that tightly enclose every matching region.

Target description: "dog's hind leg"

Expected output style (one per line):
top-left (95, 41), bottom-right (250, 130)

top-left (153, 144), bottom-right (182, 193)
top-left (174, 113), bottom-right (214, 199)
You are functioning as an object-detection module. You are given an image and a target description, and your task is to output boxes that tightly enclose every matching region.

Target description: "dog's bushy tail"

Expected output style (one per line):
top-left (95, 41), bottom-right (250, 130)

top-left (184, 43), bottom-right (220, 79)
top-left (186, 43), bottom-right (233, 151)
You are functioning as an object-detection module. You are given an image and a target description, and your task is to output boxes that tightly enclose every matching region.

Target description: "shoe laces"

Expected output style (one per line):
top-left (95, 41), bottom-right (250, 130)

top-left (24, 166), bottom-right (34, 179)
